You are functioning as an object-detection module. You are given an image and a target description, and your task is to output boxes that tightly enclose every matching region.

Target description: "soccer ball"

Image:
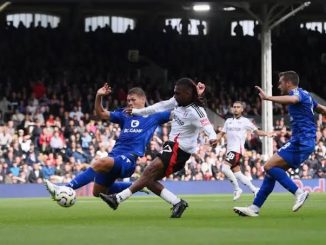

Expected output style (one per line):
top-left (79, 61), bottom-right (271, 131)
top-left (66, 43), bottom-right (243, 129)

top-left (55, 186), bottom-right (77, 208)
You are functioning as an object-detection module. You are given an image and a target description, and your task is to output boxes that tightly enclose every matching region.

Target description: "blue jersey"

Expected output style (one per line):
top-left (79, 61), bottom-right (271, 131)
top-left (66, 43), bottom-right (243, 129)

top-left (288, 88), bottom-right (317, 141)
top-left (109, 109), bottom-right (170, 157)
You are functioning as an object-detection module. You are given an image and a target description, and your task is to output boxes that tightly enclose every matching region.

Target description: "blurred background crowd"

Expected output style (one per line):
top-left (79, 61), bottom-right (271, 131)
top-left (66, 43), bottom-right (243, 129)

top-left (0, 18), bottom-right (325, 184)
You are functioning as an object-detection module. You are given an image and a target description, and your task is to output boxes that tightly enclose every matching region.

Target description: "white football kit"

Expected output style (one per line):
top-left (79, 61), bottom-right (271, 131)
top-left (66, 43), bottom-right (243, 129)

top-left (222, 116), bottom-right (257, 154)
top-left (132, 97), bottom-right (216, 154)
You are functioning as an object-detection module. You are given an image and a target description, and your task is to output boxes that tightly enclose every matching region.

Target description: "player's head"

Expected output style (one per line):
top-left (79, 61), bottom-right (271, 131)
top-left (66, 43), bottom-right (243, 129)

top-left (232, 101), bottom-right (244, 117)
top-left (174, 78), bottom-right (203, 107)
top-left (278, 71), bottom-right (299, 94)
top-left (127, 87), bottom-right (146, 109)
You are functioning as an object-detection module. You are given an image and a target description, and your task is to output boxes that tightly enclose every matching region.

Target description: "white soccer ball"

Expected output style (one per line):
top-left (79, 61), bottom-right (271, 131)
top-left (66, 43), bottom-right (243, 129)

top-left (55, 186), bottom-right (77, 208)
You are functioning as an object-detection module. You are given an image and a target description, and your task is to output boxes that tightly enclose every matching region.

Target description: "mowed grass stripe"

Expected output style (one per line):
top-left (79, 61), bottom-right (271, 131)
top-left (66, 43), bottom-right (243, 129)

top-left (0, 193), bottom-right (325, 245)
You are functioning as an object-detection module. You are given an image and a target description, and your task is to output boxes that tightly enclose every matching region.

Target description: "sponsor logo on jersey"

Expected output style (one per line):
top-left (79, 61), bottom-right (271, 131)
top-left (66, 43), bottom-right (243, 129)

top-left (173, 115), bottom-right (184, 125)
top-left (226, 127), bottom-right (241, 131)
top-left (123, 128), bottom-right (143, 133)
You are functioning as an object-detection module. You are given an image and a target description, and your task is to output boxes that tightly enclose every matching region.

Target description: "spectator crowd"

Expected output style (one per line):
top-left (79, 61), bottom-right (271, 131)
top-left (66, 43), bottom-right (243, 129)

top-left (0, 19), bottom-right (325, 184)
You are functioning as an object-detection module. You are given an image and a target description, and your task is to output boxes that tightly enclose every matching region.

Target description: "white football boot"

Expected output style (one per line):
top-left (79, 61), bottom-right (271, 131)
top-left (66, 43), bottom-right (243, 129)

top-left (234, 206), bottom-right (259, 217)
top-left (44, 180), bottom-right (61, 201)
top-left (292, 191), bottom-right (309, 212)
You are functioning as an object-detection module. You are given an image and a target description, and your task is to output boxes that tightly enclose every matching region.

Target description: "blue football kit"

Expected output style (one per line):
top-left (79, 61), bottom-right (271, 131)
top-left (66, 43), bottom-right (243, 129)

top-left (95, 109), bottom-right (170, 187)
top-left (277, 88), bottom-right (317, 168)
top-left (251, 87), bottom-right (319, 208)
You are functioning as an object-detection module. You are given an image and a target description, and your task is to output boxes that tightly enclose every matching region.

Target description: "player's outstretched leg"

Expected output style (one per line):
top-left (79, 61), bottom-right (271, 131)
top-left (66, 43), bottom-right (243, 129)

top-left (99, 193), bottom-right (119, 210)
top-left (234, 171), bottom-right (259, 197)
top-left (254, 188), bottom-right (260, 198)
top-left (221, 164), bottom-right (242, 201)
top-left (171, 199), bottom-right (188, 218)
top-left (44, 180), bottom-right (61, 201)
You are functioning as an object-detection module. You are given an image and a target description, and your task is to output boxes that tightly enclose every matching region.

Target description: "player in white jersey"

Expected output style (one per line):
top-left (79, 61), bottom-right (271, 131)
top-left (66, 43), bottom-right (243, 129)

top-left (99, 78), bottom-right (217, 218)
top-left (216, 101), bottom-right (274, 200)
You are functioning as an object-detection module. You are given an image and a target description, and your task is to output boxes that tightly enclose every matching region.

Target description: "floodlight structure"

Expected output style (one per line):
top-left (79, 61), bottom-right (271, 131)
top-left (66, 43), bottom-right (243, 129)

top-left (237, 1), bottom-right (311, 159)
top-left (0, 1), bottom-right (11, 13)
top-left (193, 4), bottom-right (211, 12)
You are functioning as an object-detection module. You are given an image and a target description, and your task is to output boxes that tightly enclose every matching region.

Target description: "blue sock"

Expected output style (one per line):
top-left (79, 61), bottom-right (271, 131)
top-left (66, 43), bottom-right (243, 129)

top-left (107, 182), bottom-right (132, 194)
top-left (253, 174), bottom-right (275, 207)
top-left (66, 167), bottom-right (96, 190)
top-left (267, 167), bottom-right (298, 194)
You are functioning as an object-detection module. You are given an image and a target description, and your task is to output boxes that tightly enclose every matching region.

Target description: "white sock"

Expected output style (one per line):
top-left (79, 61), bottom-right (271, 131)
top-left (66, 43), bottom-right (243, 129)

top-left (295, 188), bottom-right (304, 197)
top-left (160, 188), bottom-right (180, 205)
top-left (234, 171), bottom-right (257, 193)
top-left (221, 164), bottom-right (240, 191)
top-left (249, 204), bottom-right (260, 213)
top-left (116, 188), bottom-right (132, 203)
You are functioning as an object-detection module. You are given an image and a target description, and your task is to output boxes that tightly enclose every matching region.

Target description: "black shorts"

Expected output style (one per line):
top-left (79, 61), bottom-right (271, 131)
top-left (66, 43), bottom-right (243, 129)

top-left (157, 141), bottom-right (191, 177)
top-left (225, 151), bottom-right (242, 168)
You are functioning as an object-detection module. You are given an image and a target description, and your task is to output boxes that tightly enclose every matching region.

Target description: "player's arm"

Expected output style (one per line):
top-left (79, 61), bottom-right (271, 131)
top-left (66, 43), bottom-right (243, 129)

top-left (255, 86), bottom-right (299, 105)
top-left (95, 83), bottom-right (111, 120)
top-left (254, 129), bottom-right (275, 137)
top-left (202, 122), bottom-right (218, 147)
top-left (192, 110), bottom-right (217, 147)
top-left (314, 103), bottom-right (326, 115)
top-left (132, 97), bottom-right (177, 116)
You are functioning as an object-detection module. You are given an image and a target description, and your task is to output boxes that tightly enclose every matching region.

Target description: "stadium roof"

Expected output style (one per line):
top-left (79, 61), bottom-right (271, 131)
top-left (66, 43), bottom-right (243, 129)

top-left (5, 0), bottom-right (326, 20)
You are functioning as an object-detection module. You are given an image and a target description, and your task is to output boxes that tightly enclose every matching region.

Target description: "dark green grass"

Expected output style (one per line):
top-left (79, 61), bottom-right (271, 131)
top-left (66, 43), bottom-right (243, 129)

top-left (0, 193), bottom-right (325, 245)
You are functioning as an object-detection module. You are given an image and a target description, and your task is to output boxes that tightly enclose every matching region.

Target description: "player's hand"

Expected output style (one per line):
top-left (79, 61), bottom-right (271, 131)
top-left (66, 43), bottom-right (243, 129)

top-left (197, 82), bottom-right (206, 96)
top-left (97, 83), bottom-right (111, 96)
top-left (255, 86), bottom-right (269, 100)
top-left (209, 139), bottom-right (218, 148)
top-left (123, 106), bottom-right (133, 115)
top-left (267, 131), bottom-right (276, 138)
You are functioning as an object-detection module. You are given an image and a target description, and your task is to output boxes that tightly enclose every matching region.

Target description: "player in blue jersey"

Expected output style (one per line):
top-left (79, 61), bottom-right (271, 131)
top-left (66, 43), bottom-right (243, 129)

top-left (45, 83), bottom-right (171, 201)
top-left (234, 71), bottom-right (326, 217)
top-left (99, 79), bottom-right (217, 218)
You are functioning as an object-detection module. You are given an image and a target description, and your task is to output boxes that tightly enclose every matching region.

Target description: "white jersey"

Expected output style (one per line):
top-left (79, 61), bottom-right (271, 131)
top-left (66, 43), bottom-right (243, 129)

top-left (132, 97), bottom-right (216, 154)
top-left (222, 116), bottom-right (257, 154)
top-left (169, 103), bottom-right (216, 154)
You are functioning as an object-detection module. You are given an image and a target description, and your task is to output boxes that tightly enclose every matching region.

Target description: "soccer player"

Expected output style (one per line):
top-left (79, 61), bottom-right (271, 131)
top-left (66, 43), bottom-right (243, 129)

top-left (99, 78), bottom-right (217, 218)
top-left (234, 71), bottom-right (326, 217)
top-left (45, 83), bottom-right (170, 199)
top-left (217, 101), bottom-right (274, 201)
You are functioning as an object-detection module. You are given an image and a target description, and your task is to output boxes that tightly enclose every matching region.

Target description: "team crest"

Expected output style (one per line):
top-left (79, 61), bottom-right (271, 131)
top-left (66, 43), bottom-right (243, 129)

top-left (131, 120), bottom-right (140, 128)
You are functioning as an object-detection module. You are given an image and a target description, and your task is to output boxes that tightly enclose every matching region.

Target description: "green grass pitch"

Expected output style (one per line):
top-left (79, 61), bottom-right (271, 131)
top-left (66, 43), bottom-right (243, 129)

top-left (0, 193), bottom-right (325, 245)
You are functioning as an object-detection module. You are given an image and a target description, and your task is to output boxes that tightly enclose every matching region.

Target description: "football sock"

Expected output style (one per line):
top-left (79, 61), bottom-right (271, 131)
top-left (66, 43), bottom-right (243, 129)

top-left (267, 167), bottom-right (298, 194)
top-left (221, 164), bottom-right (241, 191)
top-left (160, 188), bottom-right (181, 205)
top-left (108, 182), bottom-right (132, 194)
top-left (234, 171), bottom-right (257, 192)
top-left (253, 174), bottom-right (275, 208)
top-left (249, 204), bottom-right (260, 213)
top-left (116, 188), bottom-right (132, 203)
top-left (295, 188), bottom-right (304, 197)
top-left (66, 167), bottom-right (96, 190)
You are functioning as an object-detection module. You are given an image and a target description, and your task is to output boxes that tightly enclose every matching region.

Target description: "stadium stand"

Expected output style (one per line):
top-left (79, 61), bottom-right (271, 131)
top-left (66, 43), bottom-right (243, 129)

top-left (0, 1), bottom-right (325, 184)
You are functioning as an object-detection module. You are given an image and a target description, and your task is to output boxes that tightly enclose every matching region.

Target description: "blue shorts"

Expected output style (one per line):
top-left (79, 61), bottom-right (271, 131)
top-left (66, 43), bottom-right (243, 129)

top-left (277, 139), bottom-right (315, 169)
top-left (94, 153), bottom-right (137, 187)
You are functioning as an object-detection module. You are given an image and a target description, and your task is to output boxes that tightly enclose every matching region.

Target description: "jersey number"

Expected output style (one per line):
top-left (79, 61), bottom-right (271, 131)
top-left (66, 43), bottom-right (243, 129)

top-left (280, 142), bottom-right (291, 150)
top-left (225, 152), bottom-right (235, 161)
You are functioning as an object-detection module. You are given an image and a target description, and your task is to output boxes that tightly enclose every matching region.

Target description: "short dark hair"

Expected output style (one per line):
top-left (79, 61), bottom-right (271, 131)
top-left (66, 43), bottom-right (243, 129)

top-left (176, 77), bottom-right (204, 107)
top-left (233, 101), bottom-right (244, 107)
top-left (279, 71), bottom-right (299, 86)
top-left (128, 87), bottom-right (146, 97)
